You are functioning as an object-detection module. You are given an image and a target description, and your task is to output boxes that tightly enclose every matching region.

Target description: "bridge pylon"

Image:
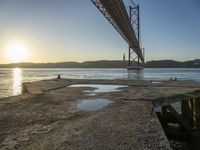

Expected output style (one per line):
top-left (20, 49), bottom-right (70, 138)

top-left (127, 4), bottom-right (144, 70)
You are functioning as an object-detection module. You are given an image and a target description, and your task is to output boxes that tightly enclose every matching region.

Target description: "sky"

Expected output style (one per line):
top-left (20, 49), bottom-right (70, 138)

top-left (0, 0), bottom-right (199, 64)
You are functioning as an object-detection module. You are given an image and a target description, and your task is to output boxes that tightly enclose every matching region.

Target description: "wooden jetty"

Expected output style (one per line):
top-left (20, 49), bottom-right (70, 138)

top-left (0, 78), bottom-right (200, 149)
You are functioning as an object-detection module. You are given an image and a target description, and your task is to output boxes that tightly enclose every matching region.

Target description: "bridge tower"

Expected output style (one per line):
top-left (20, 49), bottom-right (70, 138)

top-left (127, 2), bottom-right (143, 70)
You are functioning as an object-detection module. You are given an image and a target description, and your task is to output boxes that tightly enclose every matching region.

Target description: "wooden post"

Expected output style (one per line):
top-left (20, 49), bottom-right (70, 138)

top-left (166, 105), bottom-right (192, 131)
top-left (193, 98), bottom-right (200, 130)
top-left (189, 99), bottom-right (194, 128)
top-left (57, 75), bottom-right (61, 79)
top-left (161, 106), bottom-right (168, 128)
top-left (181, 99), bottom-right (194, 128)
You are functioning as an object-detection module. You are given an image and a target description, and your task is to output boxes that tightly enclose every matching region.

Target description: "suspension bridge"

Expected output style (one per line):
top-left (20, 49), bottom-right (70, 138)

top-left (91, 0), bottom-right (144, 70)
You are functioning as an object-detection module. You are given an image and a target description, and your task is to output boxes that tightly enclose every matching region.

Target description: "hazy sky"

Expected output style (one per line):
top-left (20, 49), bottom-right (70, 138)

top-left (0, 0), bottom-right (200, 63)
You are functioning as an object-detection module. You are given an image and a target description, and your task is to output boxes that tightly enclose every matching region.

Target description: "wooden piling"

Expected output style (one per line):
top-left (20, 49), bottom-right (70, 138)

top-left (189, 99), bottom-right (194, 128)
top-left (161, 106), bottom-right (168, 128)
top-left (193, 98), bottom-right (200, 130)
top-left (181, 99), bottom-right (194, 128)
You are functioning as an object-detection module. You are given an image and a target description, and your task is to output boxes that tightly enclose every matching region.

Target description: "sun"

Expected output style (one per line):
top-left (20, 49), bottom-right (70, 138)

top-left (6, 43), bottom-right (29, 63)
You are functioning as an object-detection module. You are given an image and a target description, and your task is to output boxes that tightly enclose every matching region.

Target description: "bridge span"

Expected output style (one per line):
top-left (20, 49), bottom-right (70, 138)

top-left (91, 0), bottom-right (144, 69)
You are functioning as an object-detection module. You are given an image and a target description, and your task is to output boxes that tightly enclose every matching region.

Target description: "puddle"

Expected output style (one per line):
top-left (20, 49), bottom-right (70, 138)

top-left (76, 98), bottom-right (113, 111)
top-left (152, 81), bottom-right (163, 84)
top-left (69, 84), bottom-right (127, 96)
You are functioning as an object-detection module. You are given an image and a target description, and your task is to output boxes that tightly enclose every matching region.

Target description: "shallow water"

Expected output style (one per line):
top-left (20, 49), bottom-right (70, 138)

top-left (76, 98), bottom-right (113, 111)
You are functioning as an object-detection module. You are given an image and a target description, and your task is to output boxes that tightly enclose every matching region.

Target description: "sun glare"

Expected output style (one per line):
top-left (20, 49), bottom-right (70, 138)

top-left (6, 43), bottom-right (29, 63)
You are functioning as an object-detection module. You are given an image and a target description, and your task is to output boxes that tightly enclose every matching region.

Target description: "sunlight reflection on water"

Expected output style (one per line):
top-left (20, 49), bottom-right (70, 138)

top-left (0, 68), bottom-right (200, 99)
top-left (12, 68), bottom-right (22, 95)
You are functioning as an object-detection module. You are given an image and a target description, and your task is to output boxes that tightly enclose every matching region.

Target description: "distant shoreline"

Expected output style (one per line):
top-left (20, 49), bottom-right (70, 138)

top-left (0, 59), bottom-right (200, 68)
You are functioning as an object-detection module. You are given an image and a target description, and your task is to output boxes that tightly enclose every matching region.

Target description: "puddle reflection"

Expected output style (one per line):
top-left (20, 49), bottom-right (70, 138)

top-left (69, 84), bottom-right (127, 96)
top-left (151, 81), bottom-right (163, 84)
top-left (76, 98), bottom-right (113, 111)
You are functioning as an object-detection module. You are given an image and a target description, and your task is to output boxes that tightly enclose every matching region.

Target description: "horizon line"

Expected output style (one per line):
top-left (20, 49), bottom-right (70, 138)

top-left (0, 59), bottom-right (200, 65)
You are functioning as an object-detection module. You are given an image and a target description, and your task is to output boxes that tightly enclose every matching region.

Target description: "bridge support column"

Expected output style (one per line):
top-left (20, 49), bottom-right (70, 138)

top-left (128, 46), bottom-right (131, 67)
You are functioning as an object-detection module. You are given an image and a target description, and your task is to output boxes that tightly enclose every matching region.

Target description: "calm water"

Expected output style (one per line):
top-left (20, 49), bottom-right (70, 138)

top-left (0, 68), bottom-right (200, 98)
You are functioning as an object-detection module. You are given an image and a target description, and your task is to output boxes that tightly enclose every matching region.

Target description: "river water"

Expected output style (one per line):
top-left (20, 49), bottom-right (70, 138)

top-left (0, 68), bottom-right (200, 99)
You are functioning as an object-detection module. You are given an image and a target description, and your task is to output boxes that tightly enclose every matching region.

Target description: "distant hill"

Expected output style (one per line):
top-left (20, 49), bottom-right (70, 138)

top-left (0, 60), bottom-right (127, 68)
top-left (144, 59), bottom-right (200, 68)
top-left (0, 59), bottom-right (200, 68)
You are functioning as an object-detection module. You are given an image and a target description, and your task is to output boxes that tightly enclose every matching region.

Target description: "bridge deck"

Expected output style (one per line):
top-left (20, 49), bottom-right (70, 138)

top-left (1, 79), bottom-right (200, 149)
top-left (91, 0), bottom-right (144, 62)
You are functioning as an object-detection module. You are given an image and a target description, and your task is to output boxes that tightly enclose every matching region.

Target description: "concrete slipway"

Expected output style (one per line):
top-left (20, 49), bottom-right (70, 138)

top-left (0, 78), bottom-right (200, 150)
